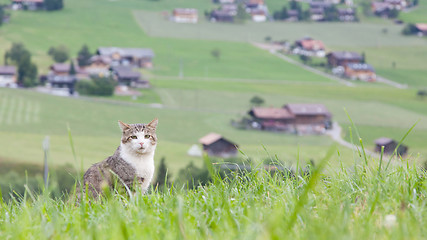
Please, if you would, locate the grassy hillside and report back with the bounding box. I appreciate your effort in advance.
[1,158,426,239]
[399,0,427,23]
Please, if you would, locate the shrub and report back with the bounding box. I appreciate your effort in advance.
[76,76,116,96]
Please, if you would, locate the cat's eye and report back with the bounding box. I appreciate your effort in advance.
[144,135,150,139]
[130,136,137,139]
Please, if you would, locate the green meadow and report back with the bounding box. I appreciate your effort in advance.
[0,0,425,173]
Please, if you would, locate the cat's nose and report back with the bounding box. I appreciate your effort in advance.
[139,142,144,147]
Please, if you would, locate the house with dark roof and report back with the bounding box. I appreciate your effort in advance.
[110,66,150,88]
[283,103,332,134]
[375,137,408,156]
[286,10,299,21]
[293,37,326,57]
[210,9,235,22]
[338,8,356,22]
[344,63,376,82]
[246,103,332,134]
[97,47,155,68]
[0,66,17,88]
[326,51,363,67]
[248,107,295,132]
[199,133,238,158]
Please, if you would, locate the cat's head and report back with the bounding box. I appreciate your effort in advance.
[118,118,158,155]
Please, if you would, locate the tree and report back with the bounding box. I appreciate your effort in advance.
[211,48,221,61]
[402,23,418,35]
[417,89,427,99]
[324,5,339,21]
[388,8,399,19]
[250,96,265,106]
[4,43,38,87]
[235,4,249,24]
[48,45,69,63]
[361,52,366,63]
[154,157,171,189]
[77,44,92,67]
[44,0,64,11]
[0,6,4,27]
[273,6,288,20]
[69,61,76,75]
[75,76,116,96]
[300,55,312,65]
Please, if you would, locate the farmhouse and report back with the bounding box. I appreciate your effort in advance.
[12,0,44,10]
[250,9,267,22]
[293,37,326,57]
[248,107,295,132]
[85,55,111,75]
[172,8,198,23]
[283,103,332,134]
[210,10,235,22]
[310,7,325,21]
[96,47,155,68]
[0,66,17,88]
[110,66,150,88]
[338,8,356,22]
[199,133,238,158]
[344,63,376,82]
[246,103,332,134]
[50,63,71,76]
[326,51,363,67]
[375,137,408,156]
[45,75,77,95]
[286,10,299,21]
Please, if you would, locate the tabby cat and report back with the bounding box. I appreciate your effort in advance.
[79,118,158,199]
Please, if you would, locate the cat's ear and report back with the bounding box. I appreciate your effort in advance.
[118,120,131,132]
[147,118,158,129]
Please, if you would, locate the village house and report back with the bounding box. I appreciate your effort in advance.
[172,8,198,23]
[0,66,17,88]
[283,103,332,134]
[248,107,295,132]
[199,133,238,158]
[344,63,376,82]
[326,51,363,67]
[246,103,332,134]
[84,55,111,76]
[286,10,299,21]
[12,0,44,10]
[415,23,427,36]
[375,137,408,156]
[210,10,235,22]
[372,0,408,17]
[221,4,238,15]
[338,8,356,22]
[96,47,155,68]
[110,66,150,88]
[293,37,326,57]
[250,9,267,22]
[310,7,325,21]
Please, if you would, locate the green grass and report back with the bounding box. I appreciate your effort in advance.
[1,155,426,239]
[399,0,427,23]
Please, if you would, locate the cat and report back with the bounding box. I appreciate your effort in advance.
[78,118,158,200]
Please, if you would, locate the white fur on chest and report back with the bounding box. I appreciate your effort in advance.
[120,144,155,191]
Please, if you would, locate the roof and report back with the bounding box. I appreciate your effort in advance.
[284,103,331,116]
[327,51,363,61]
[0,66,17,75]
[346,63,375,72]
[112,66,141,79]
[50,63,70,73]
[287,10,299,16]
[375,137,394,146]
[97,47,155,59]
[89,55,112,64]
[310,2,332,9]
[415,23,427,32]
[199,133,223,145]
[310,8,325,14]
[338,8,355,15]
[250,107,294,119]
[297,38,325,51]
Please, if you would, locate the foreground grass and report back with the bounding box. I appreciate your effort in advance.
[0,153,426,239]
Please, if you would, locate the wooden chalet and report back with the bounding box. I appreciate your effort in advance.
[97,47,155,68]
[210,10,235,22]
[326,51,363,67]
[344,63,376,82]
[375,137,408,156]
[172,8,198,23]
[85,55,112,75]
[248,107,295,131]
[110,66,150,88]
[283,103,332,134]
[0,66,17,87]
[338,8,356,22]
[199,133,238,158]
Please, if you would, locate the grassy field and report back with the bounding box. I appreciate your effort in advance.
[1,158,427,239]
[399,0,427,23]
